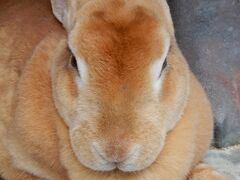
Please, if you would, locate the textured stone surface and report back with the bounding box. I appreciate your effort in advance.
[168,0,240,147]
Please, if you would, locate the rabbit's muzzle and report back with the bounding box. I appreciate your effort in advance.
[91,140,141,171]
[70,121,163,173]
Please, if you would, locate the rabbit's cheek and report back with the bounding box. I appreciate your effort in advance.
[69,125,117,171]
[52,69,78,126]
[118,136,165,172]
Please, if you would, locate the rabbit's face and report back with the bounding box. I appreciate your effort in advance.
[51,0,189,172]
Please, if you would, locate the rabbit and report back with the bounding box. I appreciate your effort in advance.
[0,0,226,179]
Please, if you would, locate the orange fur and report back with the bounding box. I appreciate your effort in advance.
[0,0,225,179]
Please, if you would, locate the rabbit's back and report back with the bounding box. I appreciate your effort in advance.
[0,0,62,123]
[0,0,62,178]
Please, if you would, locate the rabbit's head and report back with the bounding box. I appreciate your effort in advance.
[50,0,189,172]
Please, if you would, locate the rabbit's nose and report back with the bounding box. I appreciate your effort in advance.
[105,141,129,162]
[92,141,132,163]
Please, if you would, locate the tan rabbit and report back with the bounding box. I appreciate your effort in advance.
[0,0,226,179]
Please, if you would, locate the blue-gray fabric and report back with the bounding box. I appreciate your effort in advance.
[168,0,240,148]
[168,1,240,178]
[204,146,240,179]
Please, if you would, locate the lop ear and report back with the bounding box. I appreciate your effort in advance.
[50,0,76,31]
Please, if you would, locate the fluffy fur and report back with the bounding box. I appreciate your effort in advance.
[0,0,225,179]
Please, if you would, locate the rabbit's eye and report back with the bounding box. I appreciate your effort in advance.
[162,58,167,71]
[158,58,167,78]
[71,55,78,71]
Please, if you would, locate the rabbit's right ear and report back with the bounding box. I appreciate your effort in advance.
[50,0,77,31]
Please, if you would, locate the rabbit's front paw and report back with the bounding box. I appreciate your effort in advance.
[188,163,227,180]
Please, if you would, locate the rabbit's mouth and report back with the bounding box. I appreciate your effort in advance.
[70,126,165,172]
[72,141,162,172]
[90,142,146,172]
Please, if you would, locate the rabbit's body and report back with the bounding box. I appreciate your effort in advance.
[0,0,225,179]
[0,0,67,179]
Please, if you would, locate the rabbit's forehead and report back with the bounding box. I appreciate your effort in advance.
[69,7,170,73]
[71,0,170,59]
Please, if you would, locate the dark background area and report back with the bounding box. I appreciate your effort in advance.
[168,0,240,147]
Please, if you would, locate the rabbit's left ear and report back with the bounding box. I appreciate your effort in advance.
[50,0,77,30]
